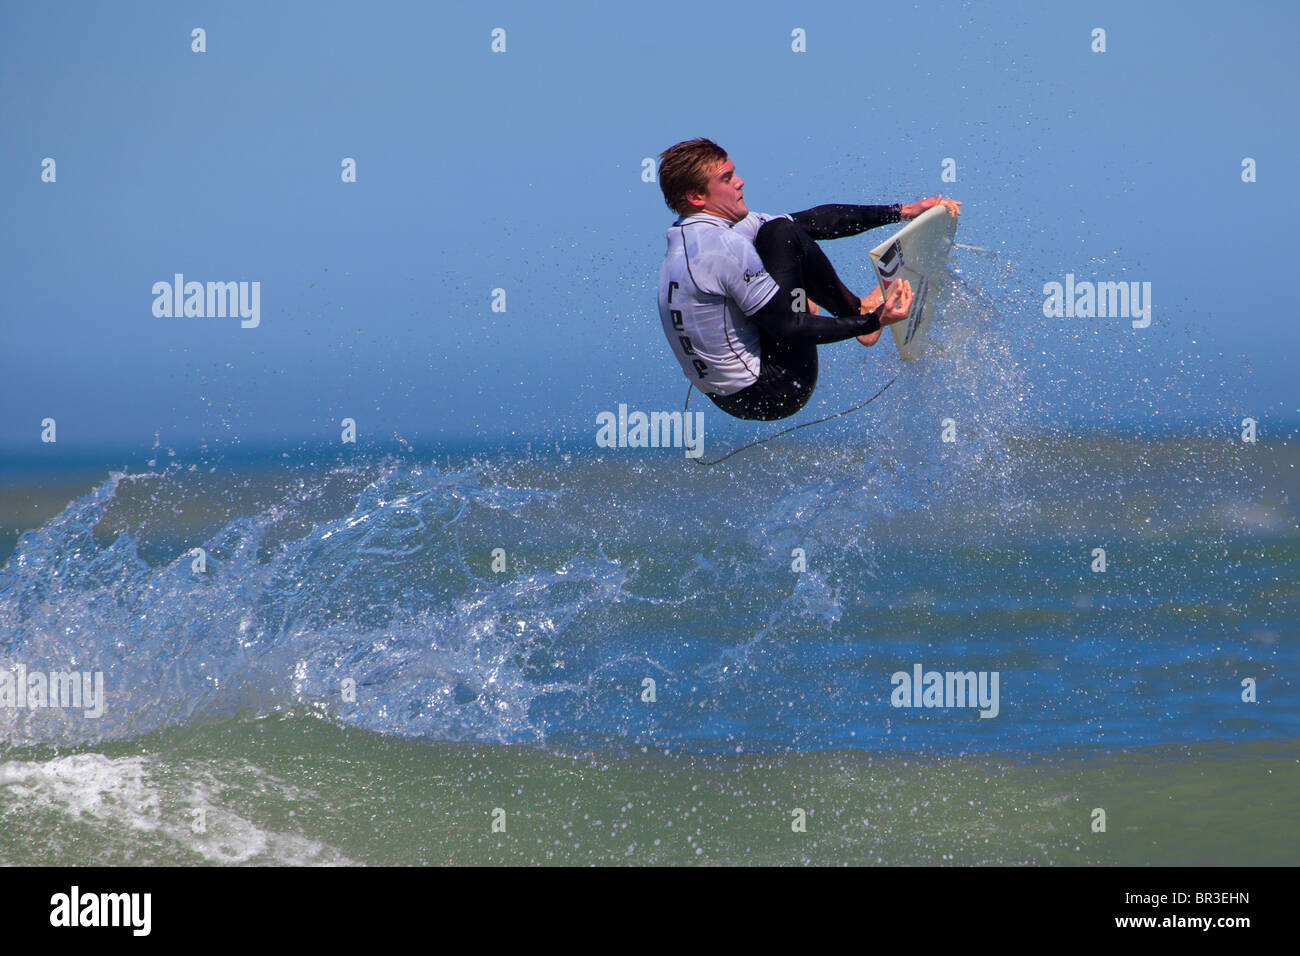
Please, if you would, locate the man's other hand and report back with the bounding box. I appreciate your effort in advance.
[857,281,912,343]
[877,279,913,326]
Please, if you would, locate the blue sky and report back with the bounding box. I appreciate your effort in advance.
[2,0,1296,459]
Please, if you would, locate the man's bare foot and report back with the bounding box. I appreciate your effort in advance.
[856,294,882,345]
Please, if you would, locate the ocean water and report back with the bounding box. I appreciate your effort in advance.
[2,277,1296,865]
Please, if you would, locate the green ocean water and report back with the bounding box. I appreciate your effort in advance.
[2,716,1296,866]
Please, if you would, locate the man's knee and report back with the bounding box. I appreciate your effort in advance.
[753,216,805,258]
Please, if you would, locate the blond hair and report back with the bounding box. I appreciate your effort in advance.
[657,138,727,216]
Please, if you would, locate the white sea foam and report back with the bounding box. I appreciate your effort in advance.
[0,752,354,865]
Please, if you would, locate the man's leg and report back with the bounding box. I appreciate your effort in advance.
[708,218,860,422]
[753,217,860,318]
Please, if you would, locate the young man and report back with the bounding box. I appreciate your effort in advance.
[656,137,960,421]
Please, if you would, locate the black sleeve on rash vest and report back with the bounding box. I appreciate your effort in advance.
[787,204,902,240]
[745,282,882,345]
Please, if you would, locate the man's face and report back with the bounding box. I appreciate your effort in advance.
[687,157,748,222]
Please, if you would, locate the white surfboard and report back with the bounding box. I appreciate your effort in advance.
[868,205,959,361]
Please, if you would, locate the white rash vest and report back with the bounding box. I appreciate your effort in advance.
[656,210,791,396]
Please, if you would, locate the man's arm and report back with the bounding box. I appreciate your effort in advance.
[744,281,883,345]
[713,227,883,345]
[787,204,901,241]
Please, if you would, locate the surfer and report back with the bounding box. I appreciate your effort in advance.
[656,138,960,421]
